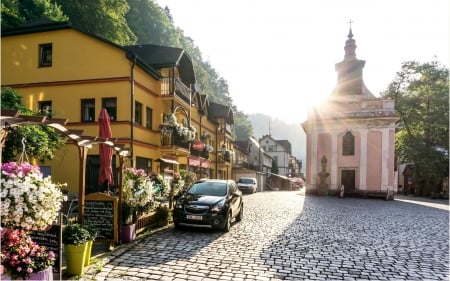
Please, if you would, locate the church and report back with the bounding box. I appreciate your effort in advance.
[301,26,399,197]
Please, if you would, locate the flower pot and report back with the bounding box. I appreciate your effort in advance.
[26,266,53,280]
[84,240,94,266]
[122,224,136,243]
[64,243,87,276]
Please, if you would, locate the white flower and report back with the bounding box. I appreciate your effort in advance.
[1,162,65,231]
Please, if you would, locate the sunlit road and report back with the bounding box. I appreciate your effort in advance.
[83,191,449,280]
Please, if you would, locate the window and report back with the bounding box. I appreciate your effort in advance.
[146,107,153,129]
[342,131,355,155]
[81,99,95,122]
[39,43,52,67]
[102,98,117,121]
[136,157,152,174]
[135,101,142,125]
[39,101,52,118]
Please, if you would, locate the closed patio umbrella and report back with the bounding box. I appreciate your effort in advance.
[98,108,114,191]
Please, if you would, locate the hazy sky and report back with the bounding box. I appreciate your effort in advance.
[155,0,449,124]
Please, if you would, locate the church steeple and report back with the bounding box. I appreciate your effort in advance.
[333,21,374,98]
[344,24,357,60]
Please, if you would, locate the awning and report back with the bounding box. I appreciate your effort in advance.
[157,158,179,165]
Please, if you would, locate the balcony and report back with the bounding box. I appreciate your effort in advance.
[160,123,194,155]
[161,77,191,104]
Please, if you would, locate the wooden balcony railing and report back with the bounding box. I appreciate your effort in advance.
[161,77,191,103]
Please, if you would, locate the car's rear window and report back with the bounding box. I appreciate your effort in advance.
[239,178,254,184]
[188,182,227,196]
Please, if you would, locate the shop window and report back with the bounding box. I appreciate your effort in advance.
[136,157,152,174]
[81,99,95,122]
[39,43,52,67]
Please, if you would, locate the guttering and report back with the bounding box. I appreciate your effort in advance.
[130,53,137,167]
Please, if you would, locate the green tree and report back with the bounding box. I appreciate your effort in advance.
[56,0,136,45]
[1,87,66,162]
[233,109,253,140]
[382,60,449,196]
[1,0,68,30]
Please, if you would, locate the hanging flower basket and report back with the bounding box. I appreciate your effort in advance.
[1,162,65,231]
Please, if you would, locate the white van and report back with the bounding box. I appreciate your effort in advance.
[237,177,257,194]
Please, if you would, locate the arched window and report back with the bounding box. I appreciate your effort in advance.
[342,131,354,155]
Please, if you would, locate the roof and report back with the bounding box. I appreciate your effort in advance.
[232,140,251,153]
[2,21,162,80]
[124,44,195,86]
[208,102,234,124]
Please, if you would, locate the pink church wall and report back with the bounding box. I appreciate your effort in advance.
[367,131,382,191]
[337,131,361,168]
[317,133,331,185]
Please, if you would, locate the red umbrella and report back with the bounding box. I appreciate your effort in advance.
[98,108,113,189]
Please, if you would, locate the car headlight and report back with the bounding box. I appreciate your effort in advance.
[175,201,183,209]
[211,201,225,212]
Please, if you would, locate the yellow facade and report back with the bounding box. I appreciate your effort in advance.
[2,23,233,196]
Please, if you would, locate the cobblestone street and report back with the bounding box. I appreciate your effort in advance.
[82,191,449,280]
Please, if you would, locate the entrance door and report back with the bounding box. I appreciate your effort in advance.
[341,170,355,191]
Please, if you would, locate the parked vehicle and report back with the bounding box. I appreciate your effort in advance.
[173,179,243,232]
[237,177,257,194]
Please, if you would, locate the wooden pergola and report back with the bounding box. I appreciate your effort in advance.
[0,109,129,230]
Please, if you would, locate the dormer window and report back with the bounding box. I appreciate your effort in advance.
[39,43,52,67]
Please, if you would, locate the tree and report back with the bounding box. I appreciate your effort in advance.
[56,0,136,45]
[1,0,68,30]
[1,87,66,162]
[233,109,253,140]
[382,60,449,196]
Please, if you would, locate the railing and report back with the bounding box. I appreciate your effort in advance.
[160,127,190,150]
[161,77,191,102]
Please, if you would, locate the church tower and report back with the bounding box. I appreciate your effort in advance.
[301,25,399,197]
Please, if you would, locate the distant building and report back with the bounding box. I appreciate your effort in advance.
[259,135,292,177]
[302,28,399,197]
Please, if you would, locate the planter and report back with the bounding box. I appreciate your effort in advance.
[122,224,136,243]
[84,240,94,266]
[27,266,53,281]
[2,266,53,281]
[64,243,88,276]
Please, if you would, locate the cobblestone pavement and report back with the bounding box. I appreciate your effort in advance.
[81,191,449,280]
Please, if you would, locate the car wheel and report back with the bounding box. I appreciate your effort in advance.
[222,211,232,232]
[236,204,243,222]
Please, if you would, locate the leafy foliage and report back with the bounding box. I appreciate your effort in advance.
[382,60,449,194]
[56,0,137,45]
[1,87,66,162]
[1,0,68,30]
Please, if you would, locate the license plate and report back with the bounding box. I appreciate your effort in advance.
[187,215,202,220]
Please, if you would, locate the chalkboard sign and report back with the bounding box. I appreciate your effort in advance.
[84,193,118,243]
[30,225,61,273]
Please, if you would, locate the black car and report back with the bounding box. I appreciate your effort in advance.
[173,179,243,231]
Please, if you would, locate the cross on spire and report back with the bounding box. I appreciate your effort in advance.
[347,19,353,29]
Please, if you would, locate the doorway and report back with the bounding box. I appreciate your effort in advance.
[341,169,356,191]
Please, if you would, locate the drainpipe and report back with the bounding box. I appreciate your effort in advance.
[130,54,137,167]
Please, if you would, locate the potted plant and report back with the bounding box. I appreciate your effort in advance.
[155,205,171,227]
[1,228,56,280]
[1,162,65,280]
[62,224,90,276]
[121,168,154,243]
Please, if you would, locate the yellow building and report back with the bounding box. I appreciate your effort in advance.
[1,21,234,196]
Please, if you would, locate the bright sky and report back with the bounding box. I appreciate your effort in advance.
[155,0,449,124]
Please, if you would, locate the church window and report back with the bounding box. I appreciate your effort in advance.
[342,131,354,155]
